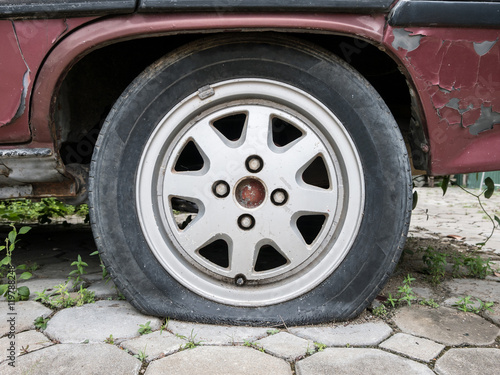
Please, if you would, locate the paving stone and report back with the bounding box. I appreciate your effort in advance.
[412,287,436,299]
[0,301,52,335]
[379,333,444,362]
[256,332,314,361]
[145,346,292,375]
[444,278,500,303]
[289,322,392,346]
[0,343,141,374]
[166,320,269,345]
[295,348,434,375]
[0,330,53,361]
[393,306,499,346]
[82,271,106,283]
[435,348,500,375]
[87,279,118,299]
[44,300,162,343]
[34,261,74,278]
[121,330,185,361]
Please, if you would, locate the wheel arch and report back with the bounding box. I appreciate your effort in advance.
[30,13,423,171]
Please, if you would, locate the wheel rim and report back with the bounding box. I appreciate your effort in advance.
[136,79,364,306]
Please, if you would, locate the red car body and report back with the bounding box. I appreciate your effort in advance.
[0,1,499,200]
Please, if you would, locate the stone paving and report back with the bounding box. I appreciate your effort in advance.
[0,186,499,374]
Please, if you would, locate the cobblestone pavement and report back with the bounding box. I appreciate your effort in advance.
[1,186,499,374]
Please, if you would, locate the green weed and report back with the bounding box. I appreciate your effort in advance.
[104,334,114,345]
[419,299,439,308]
[454,296,494,314]
[422,247,447,284]
[68,254,88,287]
[134,346,148,362]
[0,225,32,301]
[34,316,49,330]
[138,321,152,335]
[372,304,388,317]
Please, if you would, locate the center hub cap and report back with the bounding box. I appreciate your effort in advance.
[235,178,266,208]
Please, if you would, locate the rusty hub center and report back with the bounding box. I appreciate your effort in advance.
[235,178,266,208]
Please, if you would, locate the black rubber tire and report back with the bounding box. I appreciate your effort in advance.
[89,34,412,326]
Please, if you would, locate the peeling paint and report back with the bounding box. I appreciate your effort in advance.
[0,148,52,158]
[391,28,422,52]
[9,21,31,126]
[385,26,500,174]
[469,105,500,135]
[473,40,497,56]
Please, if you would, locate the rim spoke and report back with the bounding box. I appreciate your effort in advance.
[290,187,337,214]
[285,132,328,171]
[176,210,220,254]
[229,236,259,277]
[163,172,211,201]
[269,220,310,264]
[242,108,273,147]
[189,120,232,165]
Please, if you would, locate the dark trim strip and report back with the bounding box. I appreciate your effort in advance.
[0,0,136,19]
[138,0,395,13]
[389,0,500,28]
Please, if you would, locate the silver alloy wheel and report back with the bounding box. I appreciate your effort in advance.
[136,78,364,306]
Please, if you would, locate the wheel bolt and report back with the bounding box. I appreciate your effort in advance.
[271,189,288,206]
[238,214,255,230]
[245,155,264,173]
[213,180,230,198]
[235,274,246,286]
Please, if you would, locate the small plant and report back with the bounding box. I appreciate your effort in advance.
[314,342,327,352]
[160,318,170,334]
[181,329,202,349]
[454,296,494,314]
[75,285,95,306]
[462,256,494,279]
[452,254,494,279]
[51,282,75,308]
[372,304,388,317]
[267,329,280,335]
[90,250,110,282]
[34,289,51,304]
[384,274,417,308]
[35,282,95,309]
[422,247,447,284]
[419,299,439,308]
[0,225,32,301]
[20,345,30,355]
[306,343,315,356]
[134,346,148,362]
[34,316,49,330]
[397,274,417,306]
[116,291,126,300]
[386,293,398,308]
[104,334,114,344]
[68,254,88,287]
[138,321,152,335]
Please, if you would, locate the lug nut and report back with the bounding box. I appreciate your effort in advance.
[238,214,255,230]
[245,155,264,173]
[271,189,288,206]
[235,274,246,286]
[213,180,230,198]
